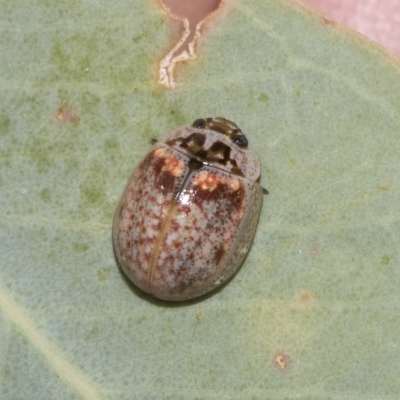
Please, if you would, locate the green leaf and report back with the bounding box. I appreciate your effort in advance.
[2,0,400,398]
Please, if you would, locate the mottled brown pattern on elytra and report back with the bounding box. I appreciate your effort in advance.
[145,149,181,197]
[214,247,225,264]
[149,151,166,176]
[156,170,177,197]
[113,147,187,295]
[149,169,248,299]
[190,181,245,211]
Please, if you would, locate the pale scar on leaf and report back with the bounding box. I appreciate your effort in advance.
[158,0,224,88]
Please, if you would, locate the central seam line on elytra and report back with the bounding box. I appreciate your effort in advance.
[147,164,195,294]
[147,201,178,293]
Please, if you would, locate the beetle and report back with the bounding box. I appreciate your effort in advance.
[113,117,266,301]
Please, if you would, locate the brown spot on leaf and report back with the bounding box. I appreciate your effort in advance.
[290,290,316,311]
[298,290,316,306]
[56,102,79,124]
[308,244,321,257]
[273,351,291,372]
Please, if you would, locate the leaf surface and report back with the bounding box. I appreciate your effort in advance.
[1,0,400,399]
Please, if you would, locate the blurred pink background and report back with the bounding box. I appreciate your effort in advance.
[301,0,400,58]
[162,1,400,59]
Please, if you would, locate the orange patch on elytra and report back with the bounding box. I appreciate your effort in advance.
[193,170,241,192]
[228,178,241,191]
[193,171,219,191]
[154,147,185,177]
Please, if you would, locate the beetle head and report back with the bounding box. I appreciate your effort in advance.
[192,117,248,148]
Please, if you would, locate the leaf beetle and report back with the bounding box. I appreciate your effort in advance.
[113,117,266,301]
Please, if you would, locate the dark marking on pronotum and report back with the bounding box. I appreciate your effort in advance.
[168,133,245,176]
